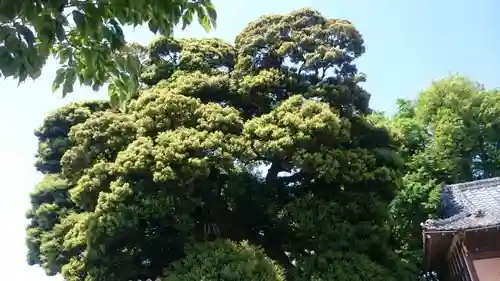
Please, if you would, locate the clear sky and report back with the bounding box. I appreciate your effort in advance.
[1,0,499,279]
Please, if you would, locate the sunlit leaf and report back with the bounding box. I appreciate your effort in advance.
[0,0,218,102]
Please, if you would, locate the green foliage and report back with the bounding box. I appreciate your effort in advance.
[164,240,286,281]
[26,9,412,281]
[379,75,500,278]
[0,0,217,107]
[33,101,109,173]
[414,76,500,181]
[292,251,397,281]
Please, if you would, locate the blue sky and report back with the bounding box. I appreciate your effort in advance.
[1,0,499,279]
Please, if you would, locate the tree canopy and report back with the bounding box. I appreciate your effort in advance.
[26,8,417,281]
[26,5,500,280]
[0,0,216,106]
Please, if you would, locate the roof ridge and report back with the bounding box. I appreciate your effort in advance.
[445,176,500,191]
[423,211,472,229]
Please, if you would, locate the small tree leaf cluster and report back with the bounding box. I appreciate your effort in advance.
[0,0,217,107]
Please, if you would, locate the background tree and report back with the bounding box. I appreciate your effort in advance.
[26,9,414,281]
[414,75,500,181]
[380,75,500,278]
[0,0,217,106]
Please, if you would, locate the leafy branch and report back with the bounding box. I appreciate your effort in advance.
[0,0,217,108]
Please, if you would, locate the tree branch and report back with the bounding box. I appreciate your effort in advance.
[265,161,282,185]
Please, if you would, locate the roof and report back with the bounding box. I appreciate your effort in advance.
[422,177,500,231]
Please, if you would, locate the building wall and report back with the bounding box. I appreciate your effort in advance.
[472,257,500,281]
[466,230,500,253]
[423,228,500,281]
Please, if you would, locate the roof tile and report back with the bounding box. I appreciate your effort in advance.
[422,177,500,231]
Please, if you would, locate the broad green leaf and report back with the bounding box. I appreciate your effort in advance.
[30,68,42,80]
[1,59,18,77]
[72,10,86,29]
[0,46,9,64]
[194,7,211,32]
[118,89,128,110]
[81,48,97,68]
[148,19,159,34]
[125,55,140,75]
[199,15,211,32]
[181,9,194,30]
[0,25,15,41]
[57,47,73,64]
[205,4,217,28]
[52,68,66,92]
[54,23,66,41]
[17,65,28,85]
[5,33,22,50]
[114,56,126,72]
[15,24,35,47]
[108,84,120,108]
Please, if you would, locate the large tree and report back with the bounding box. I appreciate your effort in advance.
[26,9,413,281]
[0,0,216,105]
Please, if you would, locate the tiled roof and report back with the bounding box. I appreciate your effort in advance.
[422,177,500,231]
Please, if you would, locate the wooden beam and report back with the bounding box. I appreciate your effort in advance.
[462,241,479,281]
[447,233,460,260]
